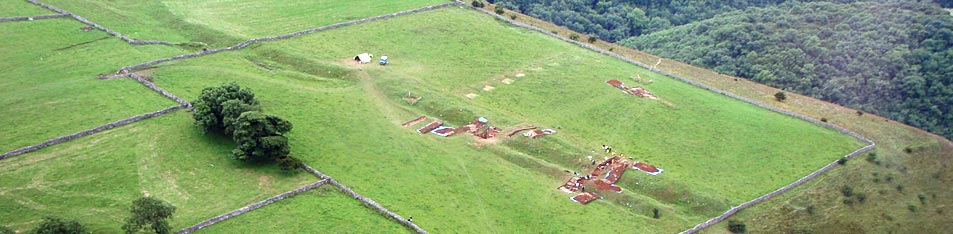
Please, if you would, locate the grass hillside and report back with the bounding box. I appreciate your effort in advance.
[0,18,185,152]
[145,6,858,232]
[480,3,953,233]
[0,112,315,232]
[194,186,410,234]
[0,1,883,233]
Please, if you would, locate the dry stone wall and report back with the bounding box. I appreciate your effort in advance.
[0,13,67,22]
[25,0,175,45]
[128,73,192,108]
[175,179,330,234]
[303,165,429,234]
[458,2,876,233]
[0,105,185,160]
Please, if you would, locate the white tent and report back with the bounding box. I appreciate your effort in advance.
[354,53,372,64]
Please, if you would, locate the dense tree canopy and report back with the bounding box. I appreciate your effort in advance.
[492,0,949,42]
[623,1,953,139]
[193,83,300,169]
[122,196,176,234]
[230,111,293,162]
[192,82,260,134]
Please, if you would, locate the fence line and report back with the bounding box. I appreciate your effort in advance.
[459,3,876,233]
[175,179,330,234]
[128,74,193,108]
[0,105,185,160]
[303,165,429,234]
[117,1,463,73]
[24,0,175,46]
[0,13,67,22]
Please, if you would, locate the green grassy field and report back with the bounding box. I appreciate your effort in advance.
[0,18,186,153]
[39,0,449,46]
[195,186,410,234]
[0,0,49,16]
[0,112,315,232]
[149,49,688,233]
[0,1,874,233]
[257,7,864,203]
[142,6,860,232]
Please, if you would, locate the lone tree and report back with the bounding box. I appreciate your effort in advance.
[774,91,787,101]
[192,82,260,134]
[32,216,85,234]
[231,111,293,162]
[122,196,176,234]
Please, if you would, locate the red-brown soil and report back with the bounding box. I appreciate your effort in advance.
[606,79,624,89]
[417,121,441,134]
[401,115,427,127]
[433,127,456,136]
[571,192,601,204]
[632,162,659,173]
[506,125,537,137]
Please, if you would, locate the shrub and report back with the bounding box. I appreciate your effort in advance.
[774,91,787,101]
[806,205,816,215]
[856,110,864,116]
[866,153,877,163]
[509,14,517,20]
[838,158,847,165]
[821,117,829,122]
[896,184,904,192]
[841,186,853,197]
[842,199,854,205]
[904,147,913,153]
[32,216,85,234]
[908,204,918,212]
[0,226,13,234]
[494,5,505,14]
[728,220,746,233]
[919,193,927,205]
[569,33,580,41]
[857,193,867,203]
[470,1,484,8]
[652,208,660,219]
[588,35,598,43]
[278,156,304,171]
[886,173,894,182]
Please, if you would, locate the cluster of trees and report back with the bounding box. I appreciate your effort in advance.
[492,0,952,42]
[490,0,839,42]
[2,197,175,234]
[623,1,953,139]
[193,82,302,170]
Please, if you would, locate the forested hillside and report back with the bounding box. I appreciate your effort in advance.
[622,1,953,139]
[492,0,953,140]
